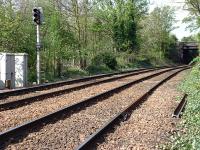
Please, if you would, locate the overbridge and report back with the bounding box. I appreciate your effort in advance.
[179,42,199,64]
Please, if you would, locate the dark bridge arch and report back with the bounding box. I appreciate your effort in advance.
[179,42,199,64]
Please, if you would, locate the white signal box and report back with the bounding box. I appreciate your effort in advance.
[0,53,28,89]
[15,53,28,88]
[0,53,15,89]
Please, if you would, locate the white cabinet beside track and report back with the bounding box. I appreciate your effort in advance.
[0,53,28,89]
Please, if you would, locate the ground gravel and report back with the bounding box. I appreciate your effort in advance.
[3,69,183,150]
[0,70,165,133]
[0,74,127,104]
[97,70,189,150]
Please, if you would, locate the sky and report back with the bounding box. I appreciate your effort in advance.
[149,0,194,40]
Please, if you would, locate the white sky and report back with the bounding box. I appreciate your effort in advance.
[149,0,195,40]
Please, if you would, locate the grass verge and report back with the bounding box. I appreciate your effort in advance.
[166,62,200,149]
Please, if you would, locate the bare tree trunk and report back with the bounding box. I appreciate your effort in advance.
[71,0,83,68]
[82,0,89,68]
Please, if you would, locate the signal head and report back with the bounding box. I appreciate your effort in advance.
[32,8,42,25]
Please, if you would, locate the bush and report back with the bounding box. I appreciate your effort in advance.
[62,67,88,79]
[92,52,118,70]
[28,69,37,84]
[126,57,153,69]
[86,65,112,75]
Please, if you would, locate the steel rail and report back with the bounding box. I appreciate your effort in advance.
[0,66,188,146]
[0,67,169,111]
[76,67,189,150]
[0,68,151,98]
[0,66,180,98]
[173,94,187,118]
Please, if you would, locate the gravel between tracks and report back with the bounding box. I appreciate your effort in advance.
[97,70,189,150]
[0,74,125,104]
[0,70,165,133]
[4,69,182,150]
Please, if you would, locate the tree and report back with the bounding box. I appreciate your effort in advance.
[183,0,200,31]
[92,0,148,52]
[184,0,200,57]
[181,35,198,42]
[185,0,200,16]
[140,6,176,61]
[0,0,178,83]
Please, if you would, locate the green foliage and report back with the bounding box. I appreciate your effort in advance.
[166,34,180,62]
[181,35,198,42]
[190,56,200,65]
[62,67,88,79]
[140,6,177,63]
[169,61,200,149]
[0,0,179,83]
[93,0,148,52]
[86,65,112,75]
[91,52,118,70]
[169,1,200,147]
[112,1,138,51]
[182,0,200,32]
[133,58,153,68]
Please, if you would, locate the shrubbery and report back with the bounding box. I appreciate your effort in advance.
[86,65,112,75]
[62,67,88,79]
[91,52,118,70]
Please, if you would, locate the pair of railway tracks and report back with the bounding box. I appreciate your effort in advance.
[0,66,170,98]
[0,67,165,110]
[0,66,190,149]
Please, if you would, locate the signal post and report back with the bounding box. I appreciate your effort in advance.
[33,8,43,84]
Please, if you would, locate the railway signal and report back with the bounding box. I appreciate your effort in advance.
[33,8,41,25]
[33,8,43,25]
[33,7,43,84]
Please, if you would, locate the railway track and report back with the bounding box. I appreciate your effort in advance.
[0,66,189,149]
[0,68,172,133]
[0,67,179,111]
[0,67,169,110]
[76,68,188,150]
[89,69,189,150]
[0,66,170,99]
[173,94,187,118]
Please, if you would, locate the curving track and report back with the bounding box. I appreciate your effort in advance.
[77,68,188,150]
[0,67,172,132]
[0,67,168,99]
[0,67,173,110]
[0,66,190,150]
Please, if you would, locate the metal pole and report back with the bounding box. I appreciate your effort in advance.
[36,24,40,84]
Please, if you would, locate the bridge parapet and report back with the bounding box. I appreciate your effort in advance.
[178,42,199,64]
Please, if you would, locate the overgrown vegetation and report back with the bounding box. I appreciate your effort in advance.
[1,0,200,148]
[0,0,179,83]
[162,1,200,148]
[167,58,200,149]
